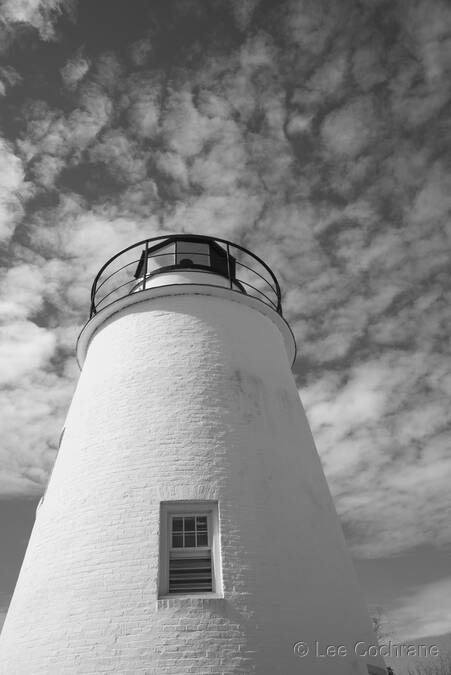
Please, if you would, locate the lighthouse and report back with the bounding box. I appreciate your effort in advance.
[0,234,386,674]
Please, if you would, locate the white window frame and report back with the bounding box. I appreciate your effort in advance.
[158,501,222,598]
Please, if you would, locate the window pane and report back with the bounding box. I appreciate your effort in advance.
[172,518,183,532]
[184,517,195,533]
[210,243,230,277]
[176,241,210,268]
[197,532,208,546]
[184,533,195,547]
[172,533,183,548]
[196,516,207,530]
[147,243,175,273]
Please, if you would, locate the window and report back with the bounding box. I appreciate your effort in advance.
[169,514,212,593]
[175,240,210,268]
[159,501,221,597]
[147,242,175,274]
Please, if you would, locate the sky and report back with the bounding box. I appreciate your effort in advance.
[0,0,451,670]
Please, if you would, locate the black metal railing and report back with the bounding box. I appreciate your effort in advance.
[89,234,283,318]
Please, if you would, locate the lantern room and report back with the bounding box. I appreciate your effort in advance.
[131,235,241,293]
[134,236,236,280]
[77,233,295,367]
[87,234,283,318]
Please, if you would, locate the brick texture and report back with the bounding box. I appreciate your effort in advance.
[0,291,385,674]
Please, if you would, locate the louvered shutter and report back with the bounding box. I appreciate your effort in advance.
[169,549,213,594]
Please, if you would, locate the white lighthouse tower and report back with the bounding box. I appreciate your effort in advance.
[0,234,386,675]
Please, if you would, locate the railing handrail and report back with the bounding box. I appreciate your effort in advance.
[89,234,283,318]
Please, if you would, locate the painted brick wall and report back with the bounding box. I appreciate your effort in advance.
[0,291,385,674]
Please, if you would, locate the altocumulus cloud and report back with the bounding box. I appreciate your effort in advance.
[0,0,75,42]
[0,0,450,597]
[385,576,451,642]
[0,139,29,243]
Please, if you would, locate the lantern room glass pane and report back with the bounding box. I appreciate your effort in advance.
[146,242,175,273]
[176,240,210,268]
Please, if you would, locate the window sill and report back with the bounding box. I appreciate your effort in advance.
[157,594,224,609]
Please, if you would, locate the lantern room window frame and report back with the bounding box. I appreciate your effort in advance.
[134,235,236,282]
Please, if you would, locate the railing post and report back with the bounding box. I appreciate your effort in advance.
[275,280,282,314]
[143,240,148,290]
[90,287,96,318]
[226,242,232,289]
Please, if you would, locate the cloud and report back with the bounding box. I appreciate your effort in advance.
[0,367,75,497]
[154,151,189,189]
[285,113,313,136]
[17,82,113,189]
[88,129,149,184]
[129,38,152,67]
[124,74,161,140]
[0,66,22,96]
[386,576,451,641]
[0,138,29,244]
[0,264,46,320]
[0,0,450,575]
[0,321,56,385]
[60,50,90,89]
[321,96,379,157]
[283,0,340,55]
[352,43,387,92]
[162,89,225,158]
[304,50,348,104]
[409,161,451,227]
[303,350,451,558]
[404,0,451,85]
[1,0,75,41]
[230,0,261,32]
